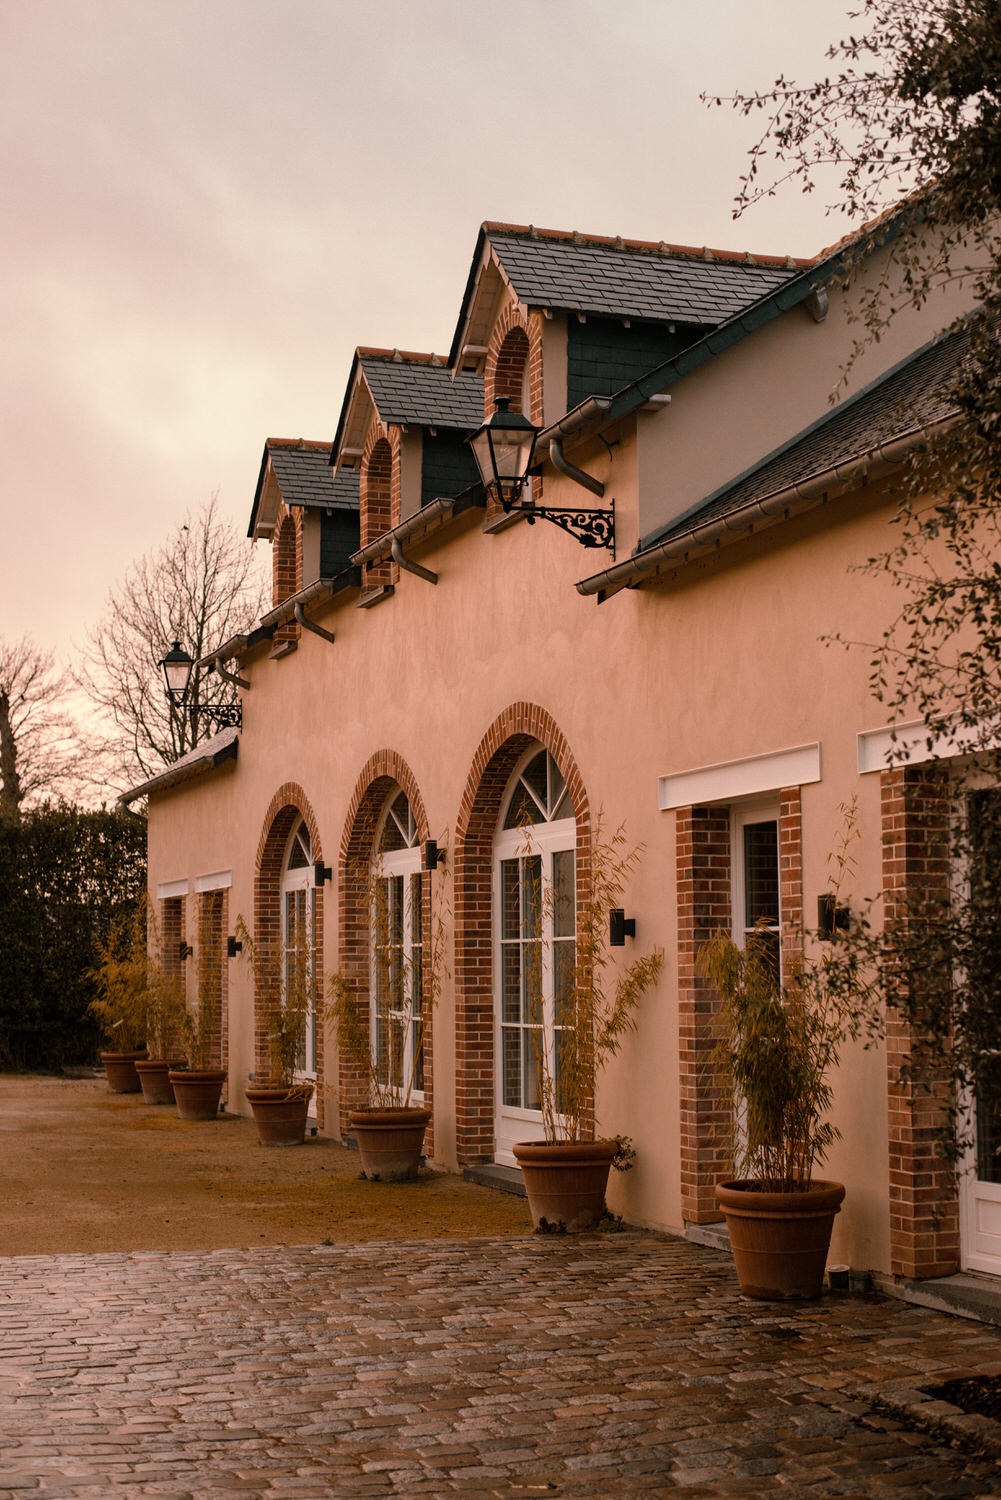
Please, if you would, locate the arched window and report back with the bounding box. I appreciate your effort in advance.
[493,747,575,1163]
[281,818,317,1081]
[373,789,424,1098]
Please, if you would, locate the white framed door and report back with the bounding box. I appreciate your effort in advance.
[372,790,425,1101]
[281,820,317,1095]
[493,747,576,1166]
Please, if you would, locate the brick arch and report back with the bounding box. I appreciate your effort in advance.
[337,751,432,1135]
[360,426,400,589]
[453,704,591,1162]
[253,783,325,1112]
[272,506,302,648]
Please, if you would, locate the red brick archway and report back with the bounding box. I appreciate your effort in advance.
[254,783,325,1120]
[337,751,432,1140]
[453,704,590,1162]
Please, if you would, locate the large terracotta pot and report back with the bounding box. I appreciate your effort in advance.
[513,1139,618,1233]
[246,1084,314,1147]
[100,1050,145,1094]
[169,1069,227,1121]
[715,1179,846,1300]
[348,1107,431,1181]
[135,1059,177,1105]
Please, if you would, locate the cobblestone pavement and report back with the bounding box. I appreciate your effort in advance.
[3,1232,1001,1499]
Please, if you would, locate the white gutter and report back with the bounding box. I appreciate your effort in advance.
[576,413,960,600]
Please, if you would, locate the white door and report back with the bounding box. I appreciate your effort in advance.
[957,787,1001,1274]
[493,748,575,1165]
[372,790,424,1101]
[281,820,317,1098]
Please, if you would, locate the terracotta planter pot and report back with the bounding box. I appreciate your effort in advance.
[168,1069,227,1121]
[100,1051,145,1094]
[715,1179,846,1301]
[135,1059,177,1105]
[348,1107,431,1181]
[246,1084,314,1147]
[513,1139,618,1233]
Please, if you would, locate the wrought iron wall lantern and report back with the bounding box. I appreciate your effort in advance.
[159,641,242,730]
[468,397,615,551]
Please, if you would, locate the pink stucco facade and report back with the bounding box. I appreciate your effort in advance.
[142,217,990,1284]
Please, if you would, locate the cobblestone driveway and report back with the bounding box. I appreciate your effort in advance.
[2,1232,1001,1498]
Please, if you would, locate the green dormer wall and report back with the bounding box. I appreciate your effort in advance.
[421,430,480,507]
[320,509,361,578]
[566,317,704,408]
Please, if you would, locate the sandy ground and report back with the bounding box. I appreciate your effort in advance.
[0,1074,531,1255]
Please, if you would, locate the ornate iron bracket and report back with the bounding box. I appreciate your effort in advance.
[193,702,242,730]
[509,498,615,553]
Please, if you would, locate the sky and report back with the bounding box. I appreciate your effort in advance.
[2,0,859,675]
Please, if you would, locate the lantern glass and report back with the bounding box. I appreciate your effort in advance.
[469,398,539,507]
[160,641,194,703]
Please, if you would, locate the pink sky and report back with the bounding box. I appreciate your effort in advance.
[2,0,858,671]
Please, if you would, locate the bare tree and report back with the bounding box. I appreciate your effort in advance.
[0,638,84,816]
[79,495,268,791]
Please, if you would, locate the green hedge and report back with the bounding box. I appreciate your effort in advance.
[0,806,147,1071]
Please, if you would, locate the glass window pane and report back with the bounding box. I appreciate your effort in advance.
[552,849,575,938]
[522,856,542,940]
[501,948,521,1023]
[522,1029,541,1110]
[743,820,779,929]
[522,750,549,810]
[502,1028,521,1107]
[501,859,521,939]
[554,939,576,1028]
[522,942,542,1026]
[503,781,542,829]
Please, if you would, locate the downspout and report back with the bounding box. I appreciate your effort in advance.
[391,536,438,585]
[293,603,336,644]
[548,436,605,498]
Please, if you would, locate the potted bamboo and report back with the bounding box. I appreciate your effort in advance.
[169,940,227,1121]
[135,907,187,1105]
[88,904,149,1093]
[698,808,874,1298]
[237,916,315,1147]
[328,970,431,1181]
[326,858,445,1180]
[513,820,663,1233]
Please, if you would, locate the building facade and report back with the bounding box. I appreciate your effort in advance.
[131,215,996,1285]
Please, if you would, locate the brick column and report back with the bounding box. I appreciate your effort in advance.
[676,805,732,1223]
[882,764,959,1279]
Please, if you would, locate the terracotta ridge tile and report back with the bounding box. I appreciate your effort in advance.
[481,219,816,269]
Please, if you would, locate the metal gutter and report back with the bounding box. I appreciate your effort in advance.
[350,489,486,568]
[576,414,960,600]
[257,567,362,633]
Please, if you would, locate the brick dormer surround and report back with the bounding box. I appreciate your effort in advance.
[271,502,302,650]
[484,304,546,514]
[360,422,401,590]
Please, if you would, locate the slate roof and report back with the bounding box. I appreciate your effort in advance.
[646,326,967,549]
[119,728,239,806]
[267,440,359,511]
[487,226,806,326]
[357,353,483,429]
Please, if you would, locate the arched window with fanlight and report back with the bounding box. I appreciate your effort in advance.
[281,818,317,1083]
[372,789,424,1099]
[492,746,576,1164]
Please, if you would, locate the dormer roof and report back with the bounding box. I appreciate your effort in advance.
[450,221,812,367]
[248,438,359,539]
[331,349,483,467]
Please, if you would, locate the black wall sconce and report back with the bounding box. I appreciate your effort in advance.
[609,909,636,947]
[226,935,242,959]
[314,860,332,887]
[423,839,446,871]
[178,941,193,961]
[817,893,850,939]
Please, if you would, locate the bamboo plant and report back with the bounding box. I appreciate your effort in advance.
[235,914,314,1095]
[529,816,664,1149]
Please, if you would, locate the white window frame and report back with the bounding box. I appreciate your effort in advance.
[280,821,317,1087]
[371,792,424,1103]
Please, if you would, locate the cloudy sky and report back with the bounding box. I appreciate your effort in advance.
[3,0,857,672]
